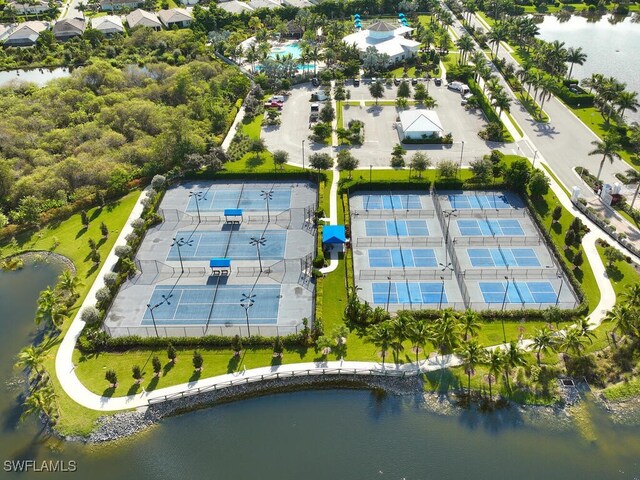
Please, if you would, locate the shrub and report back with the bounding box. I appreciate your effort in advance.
[95,286,111,305]
[103,271,118,287]
[151,174,166,190]
[273,336,284,356]
[192,351,204,370]
[504,159,531,193]
[478,121,505,142]
[438,160,459,179]
[130,218,146,231]
[528,170,550,197]
[100,222,108,238]
[167,343,177,362]
[114,245,132,258]
[132,365,143,383]
[125,232,139,245]
[232,334,243,355]
[105,369,117,386]
[313,253,325,268]
[552,205,562,224]
[80,210,89,227]
[91,250,101,265]
[81,306,101,324]
[152,356,162,376]
[564,229,576,248]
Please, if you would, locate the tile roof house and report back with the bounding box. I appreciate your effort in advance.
[125,9,162,30]
[3,21,48,47]
[53,17,86,41]
[100,0,142,11]
[90,15,124,35]
[343,21,420,65]
[215,0,255,14]
[157,8,193,28]
[248,0,282,10]
[8,0,50,15]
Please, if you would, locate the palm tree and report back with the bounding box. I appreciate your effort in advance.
[623,283,640,308]
[57,270,81,298]
[576,317,596,344]
[538,76,556,111]
[588,134,622,184]
[605,303,640,341]
[559,326,587,357]
[245,43,260,73]
[15,345,46,378]
[531,326,555,365]
[486,348,504,402]
[493,92,511,117]
[21,386,56,423]
[455,34,475,65]
[35,287,65,330]
[565,47,587,80]
[487,25,507,59]
[459,309,481,341]
[368,321,394,366]
[406,317,432,364]
[615,91,640,121]
[432,309,460,355]
[624,169,640,211]
[503,341,527,394]
[390,312,412,363]
[457,339,486,398]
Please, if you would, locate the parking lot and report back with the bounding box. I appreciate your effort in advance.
[103,180,317,337]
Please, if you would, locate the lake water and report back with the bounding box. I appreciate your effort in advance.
[3,262,640,479]
[537,15,640,123]
[0,68,70,88]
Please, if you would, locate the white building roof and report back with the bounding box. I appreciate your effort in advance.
[126,9,162,29]
[216,0,255,13]
[91,15,124,33]
[282,0,312,7]
[399,109,444,135]
[343,24,420,59]
[157,8,192,25]
[5,21,48,43]
[248,0,281,9]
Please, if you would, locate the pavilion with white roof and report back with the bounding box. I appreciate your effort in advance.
[343,20,420,65]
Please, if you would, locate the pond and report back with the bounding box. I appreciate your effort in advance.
[0,67,71,88]
[536,15,640,123]
[3,261,640,479]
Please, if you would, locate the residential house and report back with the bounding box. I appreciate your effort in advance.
[157,8,193,29]
[125,9,162,30]
[8,0,50,15]
[100,0,141,11]
[52,17,86,41]
[282,0,313,8]
[90,15,124,35]
[343,20,420,65]
[3,20,48,47]
[215,0,255,14]
[248,0,281,10]
[178,0,198,6]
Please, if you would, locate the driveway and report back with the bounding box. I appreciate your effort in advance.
[262,82,332,167]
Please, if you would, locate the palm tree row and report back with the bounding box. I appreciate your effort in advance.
[34,269,81,331]
[581,73,640,124]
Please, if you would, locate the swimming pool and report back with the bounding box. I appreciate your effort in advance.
[270,42,302,59]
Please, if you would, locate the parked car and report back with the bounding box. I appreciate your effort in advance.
[460,93,474,105]
[393,77,401,86]
[434,78,442,86]
[311,91,329,102]
[448,81,470,94]
[264,100,283,109]
[270,95,285,103]
[310,103,320,121]
[311,78,319,86]
[353,78,360,86]
[411,78,418,86]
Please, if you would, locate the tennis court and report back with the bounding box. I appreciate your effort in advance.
[467,248,540,267]
[365,220,430,237]
[363,194,422,210]
[368,249,438,268]
[142,285,280,325]
[186,188,292,212]
[457,219,524,236]
[167,230,287,261]
[479,281,557,304]
[448,193,511,209]
[372,282,447,305]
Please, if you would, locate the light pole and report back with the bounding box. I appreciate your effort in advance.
[146,303,160,338]
[459,140,465,172]
[532,150,538,169]
[369,164,372,184]
[189,190,206,224]
[249,236,267,272]
[240,292,256,337]
[555,272,564,306]
[438,276,445,310]
[301,139,305,170]
[443,208,458,244]
[386,276,392,312]
[501,275,509,342]
[260,189,274,223]
[171,237,193,274]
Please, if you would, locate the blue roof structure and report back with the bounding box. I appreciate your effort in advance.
[224,208,243,216]
[322,225,346,244]
[210,258,231,268]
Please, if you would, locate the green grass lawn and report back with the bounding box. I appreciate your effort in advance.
[540,163,571,198]
[596,244,640,299]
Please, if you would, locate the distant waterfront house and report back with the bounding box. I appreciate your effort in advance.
[215,0,255,14]
[343,20,420,65]
[100,0,142,11]
[282,0,313,7]
[8,0,50,15]
[157,8,193,29]
[397,109,444,141]
[53,17,86,41]
[247,0,281,10]
[90,15,124,35]
[3,21,48,47]
[178,0,198,6]
[125,9,162,30]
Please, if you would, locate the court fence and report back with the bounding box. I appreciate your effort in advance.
[454,208,527,218]
[351,209,435,219]
[462,267,562,279]
[355,237,443,248]
[104,323,302,338]
[358,269,453,281]
[146,365,420,406]
[158,209,221,227]
[452,236,541,246]
[381,300,578,312]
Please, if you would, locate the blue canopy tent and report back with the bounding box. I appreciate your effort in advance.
[224,208,243,224]
[322,225,346,251]
[210,258,231,275]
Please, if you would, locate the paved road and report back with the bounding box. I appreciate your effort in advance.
[459,11,631,201]
[58,0,84,20]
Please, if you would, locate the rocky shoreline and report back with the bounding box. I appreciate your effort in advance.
[9,250,76,274]
[68,374,423,443]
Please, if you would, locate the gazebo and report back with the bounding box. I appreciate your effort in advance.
[322,225,346,252]
[224,208,243,224]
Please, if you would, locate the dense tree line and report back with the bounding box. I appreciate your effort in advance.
[0,30,250,225]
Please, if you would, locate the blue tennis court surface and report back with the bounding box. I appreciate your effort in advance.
[468,248,540,267]
[186,189,292,212]
[142,285,280,325]
[457,219,524,236]
[365,220,429,237]
[369,249,437,268]
[448,193,511,209]
[168,230,286,261]
[479,281,557,304]
[372,282,447,304]
[363,194,422,210]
